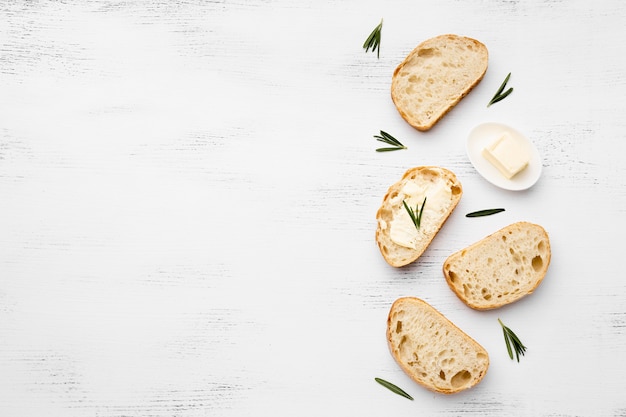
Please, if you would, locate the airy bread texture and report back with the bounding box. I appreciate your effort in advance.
[387,297,489,394]
[376,166,462,267]
[391,34,488,131]
[443,222,551,310]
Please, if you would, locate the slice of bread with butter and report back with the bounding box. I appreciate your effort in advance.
[376,166,462,267]
[391,34,488,131]
[387,297,490,394]
[443,221,551,310]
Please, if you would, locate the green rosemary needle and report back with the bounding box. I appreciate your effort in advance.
[363,18,383,58]
[374,130,407,152]
[466,208,505,217]
[374,377,414,400]
[403,197,427,230]
[498,318,527,362]
[487,72,514,107]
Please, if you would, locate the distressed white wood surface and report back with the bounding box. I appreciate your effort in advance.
[1,0,625,415]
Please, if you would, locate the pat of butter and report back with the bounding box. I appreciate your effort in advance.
[482,131,530,179]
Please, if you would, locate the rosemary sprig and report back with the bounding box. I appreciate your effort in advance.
[466,208,505,217]
[374,130,407,152]
[374,377,413,400]
[363,19,383,58]
[498,318,527,362]
[403,197,427,230]
[487,72,514,107]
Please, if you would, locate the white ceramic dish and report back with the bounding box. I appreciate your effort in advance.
[466,122,542,191]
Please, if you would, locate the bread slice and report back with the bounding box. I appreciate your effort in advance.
[443,222,551,310]
[376,166,462,267]
[387,297,489,394]
[391,34,488,131]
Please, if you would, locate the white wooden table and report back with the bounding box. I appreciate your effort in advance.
[1,1,625,415]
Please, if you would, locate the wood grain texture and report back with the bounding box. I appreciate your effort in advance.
[1,0,626,416]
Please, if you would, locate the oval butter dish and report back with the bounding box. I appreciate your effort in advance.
[466,122,542,191]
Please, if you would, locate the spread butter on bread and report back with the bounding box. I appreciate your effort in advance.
[376,166,462,267]
[391,34,488,131]
[387,297,489,394]
[443,221,551,310]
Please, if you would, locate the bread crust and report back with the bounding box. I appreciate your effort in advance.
[386,297,489,394]
[443,221,551,310]
[375,166,462,267]
[391,34,488,131]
